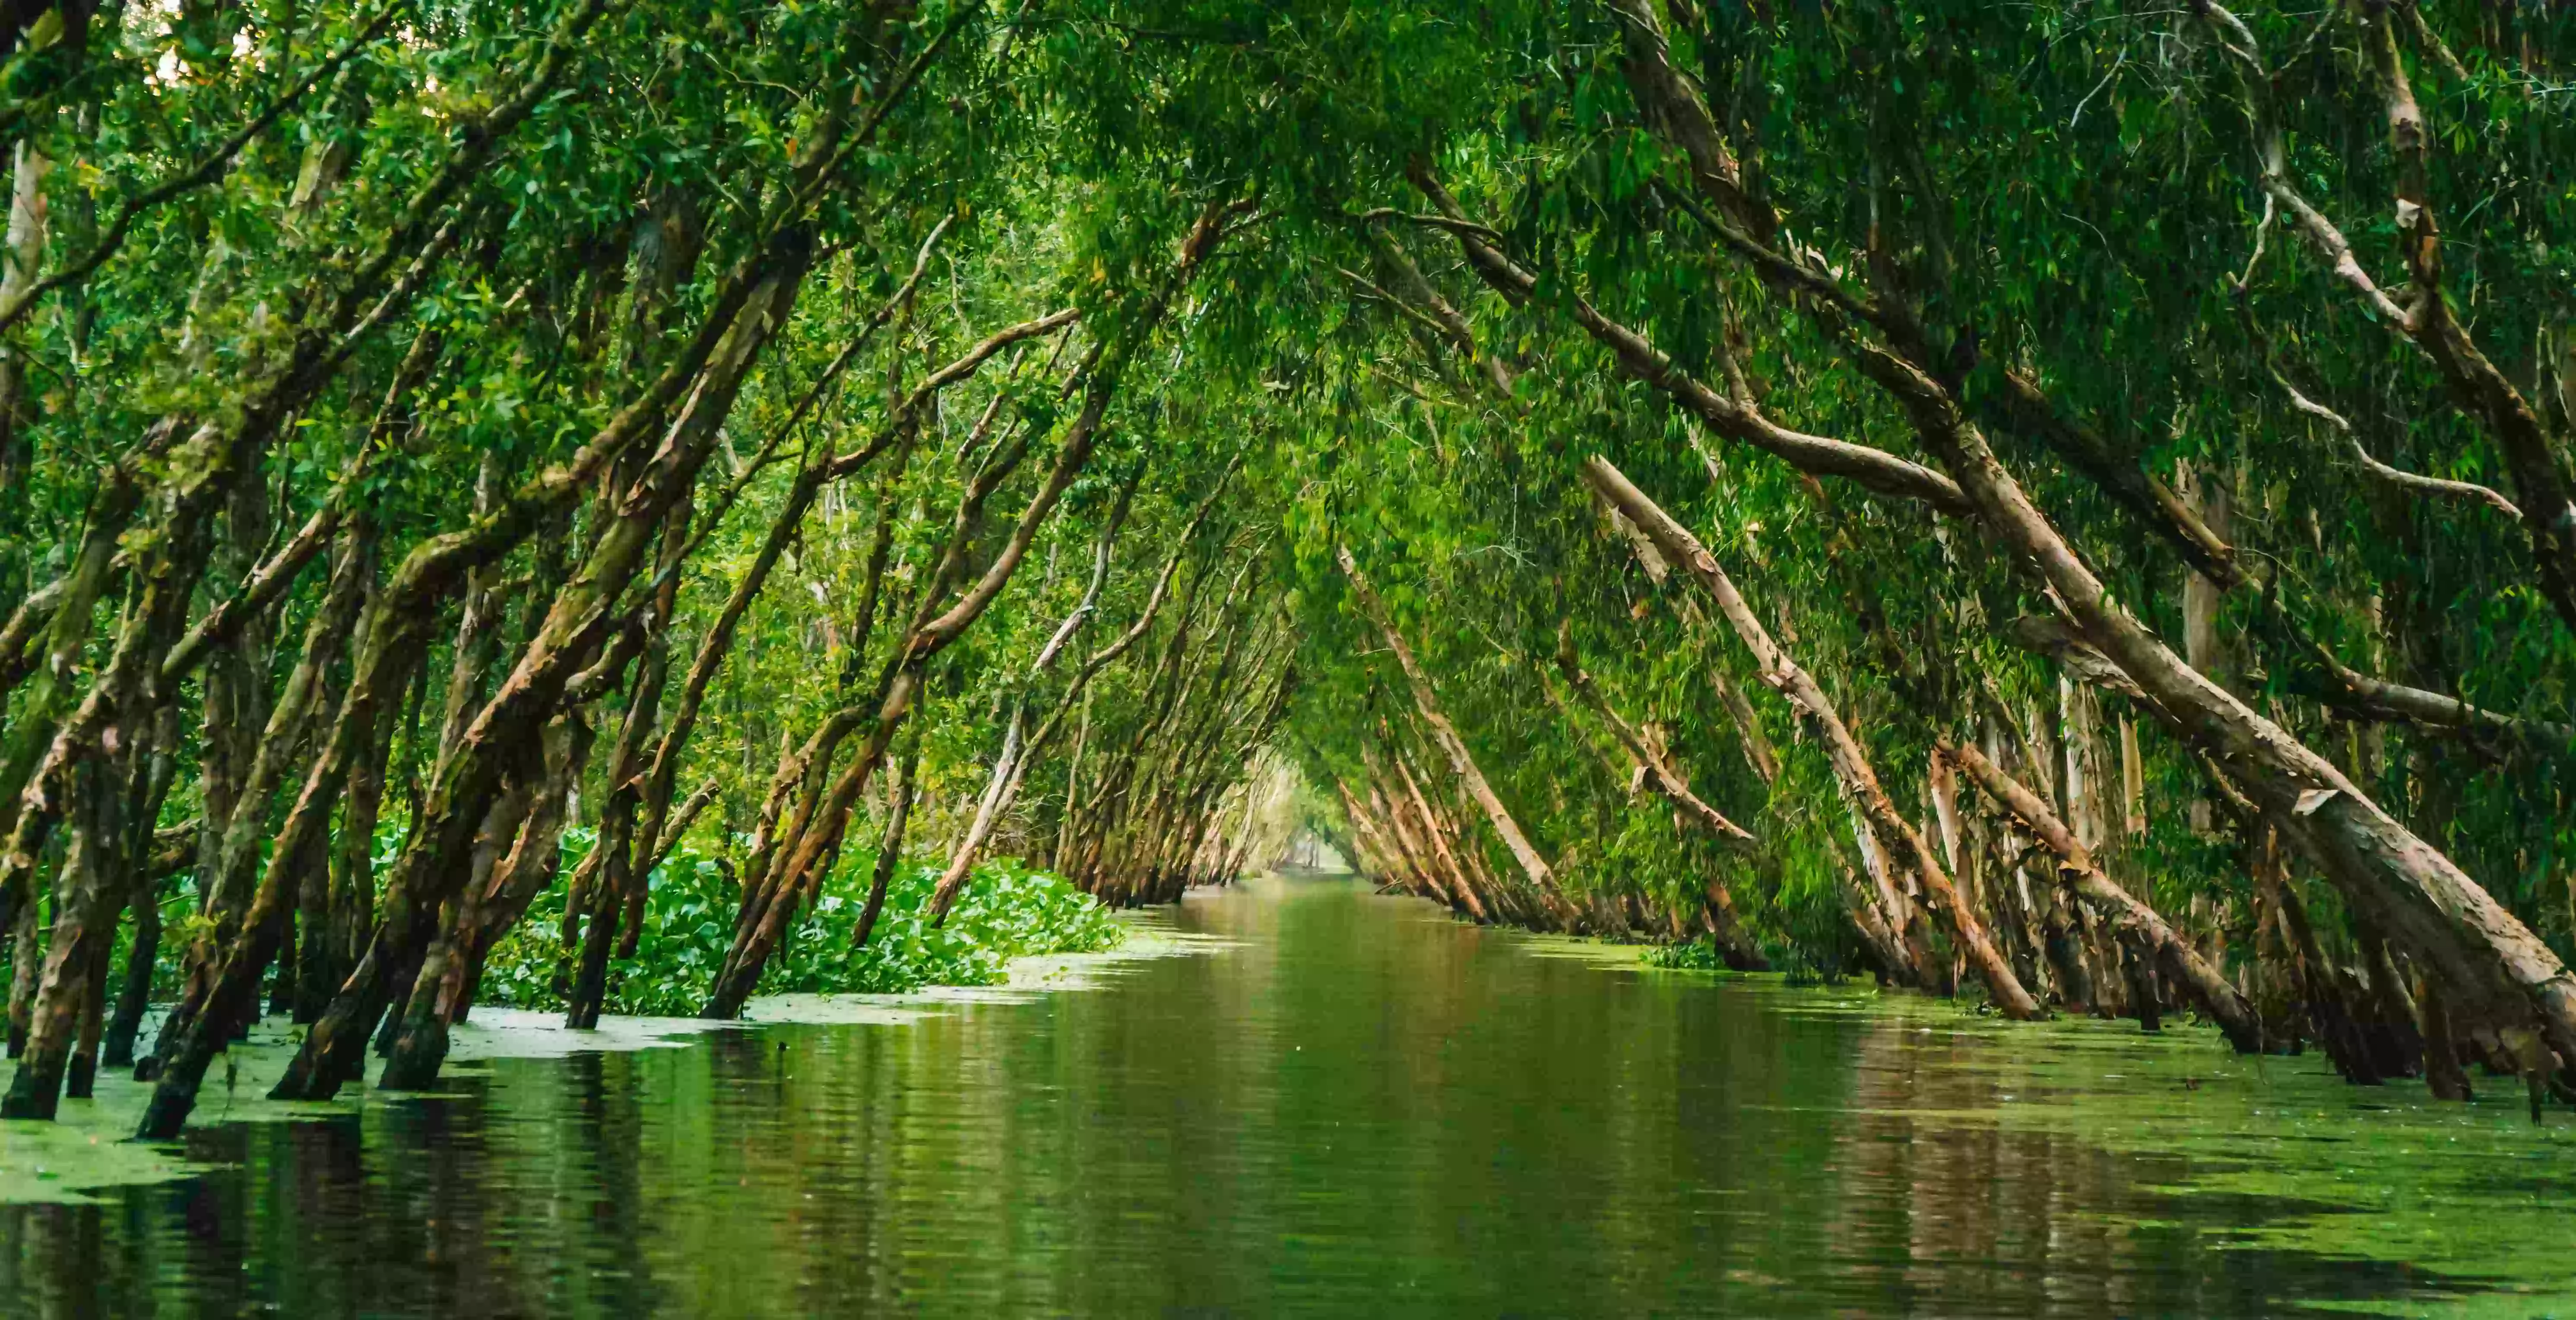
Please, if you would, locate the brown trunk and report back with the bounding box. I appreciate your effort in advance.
[63,923,111,1100]
[564,494,691,1028]
[1332,782,1404,889]
[6,460,214,1118]
[2205,1,2576,636]
[850,735,922,951]
[380,773,539,1089]
[1940,737,2261,1051]
[277,244,817,1101]
[0,459,151,936]
[1387,749,1488,917]
[144,517,374,1074]
[103,866,160,1068]
[2417,971,2475,1101]
[2354,919,2427,1081]
[704,316,1152,1010]
[1366,776,1458,912]
[2042,891,2098,1016]
[2275,873,2383,1085]
[1553,622,1756,847]
[32,0,615,1125]
[436,451,512,760]
[446,713,592,1023]
[3,739,130,1117]
[929,469,1222,922]
[1582,461,2041,1018]
[1338,546,1578,926]
[1595,0,2576,1071]
[6,895,34,1057]
[0,142,49,489]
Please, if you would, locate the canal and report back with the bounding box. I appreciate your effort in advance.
[3,874,2570,1316]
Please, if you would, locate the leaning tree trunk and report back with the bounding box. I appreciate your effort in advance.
[333,259,812,1101]
[1551,622,1766,966]
[703,200,1235,1016]
[1939,736,2262,1051]
[1337,546,1580,928]
[138,239,786,1138]
[1911,366,2576,1079]
[562,495,691,1031]
[1603,0,2576,1079]
[706,373,1108,1015]
[849,734,923,952]
[1581,460,2042,1019]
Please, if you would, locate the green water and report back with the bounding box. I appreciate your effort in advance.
[2,875,2571,1317]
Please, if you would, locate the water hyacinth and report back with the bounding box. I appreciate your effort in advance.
[477,836,1124,1019]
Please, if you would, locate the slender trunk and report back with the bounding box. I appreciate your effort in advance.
[705,666,917,1017]
[3,0,617,1012]
[62,915,112,1101]
[0,141,49,491]
[1613,1,2576,1073]
[1053,692,1092,869]
[5,466,215,1117]
[2275,869,2383,1085]
[445,712,593,1024]
[1581,462,2040,1018]
[104,869,161,1069]
[1388,748,1486,916]
[436,450,510,760]
[1365,774,1455,911]
[1338,546,1578,927]
[930,706,1024,920]
[0,461,148,934]
[6,895,35,1057]
[850,734,922,950]
[2354,917,2427,1082]
[379,776,537,1089]
[706,203,1234,1013]
[135,578,427,1134]
[2418,971,2475,1101]
[1942,737,2261,1051]
[102,713,181,1069]
[193,518,373,1026]
[142,517,374,1078]
[2,734,129,1117]
[308,262,810,1099]
[938,468,1143,906]
[2042,890,2098,1016]
[63,715,158,1098]
[1553,622,1756,847]
[565,495,691,1028]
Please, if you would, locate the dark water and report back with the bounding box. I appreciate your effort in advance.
[0,876,2543,1317]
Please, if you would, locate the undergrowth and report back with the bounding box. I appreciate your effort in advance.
[1642,935,1849,986]
[476,835,1124,1017]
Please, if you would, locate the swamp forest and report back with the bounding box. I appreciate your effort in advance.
[0,0,2572,1311]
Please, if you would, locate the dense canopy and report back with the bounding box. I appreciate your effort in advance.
[0,0,2571,1137]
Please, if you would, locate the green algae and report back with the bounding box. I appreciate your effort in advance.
[18,895,2565,1314]
[1635,960,2576,1317]
[0,912,1221,1206]
[0,1016,351,1204]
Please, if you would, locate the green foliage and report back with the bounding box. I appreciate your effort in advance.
[475,838,1123,1018]
[3,0,2570,1062]
[1640,936,1726,971]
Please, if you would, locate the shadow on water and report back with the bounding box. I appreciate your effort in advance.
[0,873,2563,1317]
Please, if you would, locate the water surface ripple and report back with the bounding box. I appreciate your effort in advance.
[3,874,2567,1317]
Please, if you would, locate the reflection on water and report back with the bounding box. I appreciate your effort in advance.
[0,876,2557,1317]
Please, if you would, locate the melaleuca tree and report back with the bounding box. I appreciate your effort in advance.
[2,0,2572,1136]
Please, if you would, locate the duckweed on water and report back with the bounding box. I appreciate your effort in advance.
[0,847,1124,1204]
[0,894,1154,1207]
[1633,954,2576,1317]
